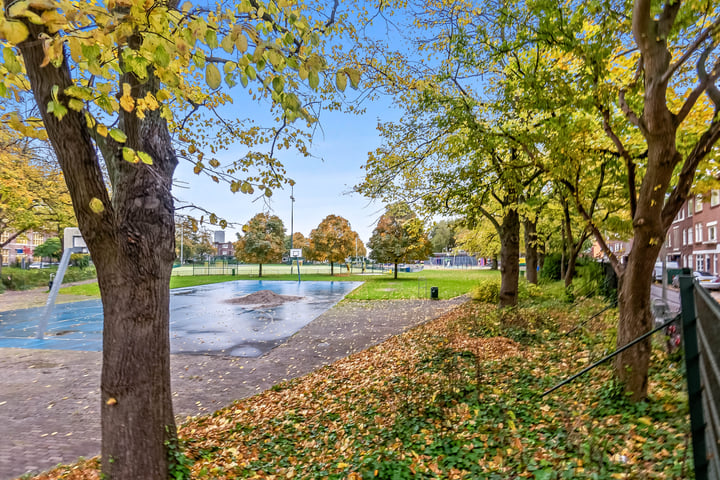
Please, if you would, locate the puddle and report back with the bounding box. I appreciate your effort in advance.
[0,280,362,357]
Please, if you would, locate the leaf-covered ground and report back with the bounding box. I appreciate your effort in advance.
[32,297,692,479]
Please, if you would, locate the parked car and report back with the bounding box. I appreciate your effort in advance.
[671,270,720,290]
[653,261,679,282]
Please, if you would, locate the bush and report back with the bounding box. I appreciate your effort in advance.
[540,253,563,281]
[472,278,544,304]
[0,265,96,291]
[471,279,500,303]
[70,253,91,269]
[573,260,605,299]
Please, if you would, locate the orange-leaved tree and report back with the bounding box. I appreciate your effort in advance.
[307,214,358,275]
[235,212,285,277]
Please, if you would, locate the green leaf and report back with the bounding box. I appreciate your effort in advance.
[3,47,22,74]
[308,70,319,90]
[272,76,284,93]
[122,147,137,163]
[46,100,68,121]
[206,63,221,89]
[154,44,170,68]
[246,65,257,80]
[137,151,153,165]
[205,29,218,49]
[109,128,127,143]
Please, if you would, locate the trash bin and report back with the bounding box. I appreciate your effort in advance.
[430,286,439,300]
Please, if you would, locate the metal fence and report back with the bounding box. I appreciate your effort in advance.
[679,274,720,480]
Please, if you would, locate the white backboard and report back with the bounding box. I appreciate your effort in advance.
[290,248,302,258]
[64,227,87,249]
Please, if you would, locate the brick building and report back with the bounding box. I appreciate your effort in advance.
[666,190,720,273]
[1,231,54,266]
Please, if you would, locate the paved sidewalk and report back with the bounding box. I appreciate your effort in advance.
[0,297,466,480]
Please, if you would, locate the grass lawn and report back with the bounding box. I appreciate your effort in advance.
[33,287,691,480]
[59,268,499,301]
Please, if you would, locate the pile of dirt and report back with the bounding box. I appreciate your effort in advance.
[224,290,303,308]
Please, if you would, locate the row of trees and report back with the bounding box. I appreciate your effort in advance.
[346,0,720,403]
[2,0,716,476]
[233,206,432,278]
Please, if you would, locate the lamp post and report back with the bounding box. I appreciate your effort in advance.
[290,184,295,274]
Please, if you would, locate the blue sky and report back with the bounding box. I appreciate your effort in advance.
[173,100,396,247]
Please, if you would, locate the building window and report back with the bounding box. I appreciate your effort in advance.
[696,195,704,212]
[696,223,704,243]
[698,256,705,271]
[16,235,27,245]
[712,190,720,207]
[0,232,9,243]
[689,199,694,216]
[688,227,694,244]
[683,229,687,245]
[1,248,8,261]
[709,223,718,242]
[33,235,43,246]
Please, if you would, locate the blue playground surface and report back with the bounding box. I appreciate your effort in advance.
[0,280,362,357]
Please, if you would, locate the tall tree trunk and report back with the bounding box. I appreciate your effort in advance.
[499,208,520,307]
[330,261,334,276]
[524,218,538,284]
[615,233,662,401]
[17,15,177,478]
[259,263,263,277]
[394,260,398,279]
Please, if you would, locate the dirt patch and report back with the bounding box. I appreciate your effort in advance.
[224,289,303,308]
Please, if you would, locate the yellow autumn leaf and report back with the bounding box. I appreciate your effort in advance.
[3,20,30,44]
[206,63,221,89]
[119,83,134,112]
[89,197,105,213]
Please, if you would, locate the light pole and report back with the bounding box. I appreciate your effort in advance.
[290,184,295,274]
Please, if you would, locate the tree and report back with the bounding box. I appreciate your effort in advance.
[0,133,74,274]
[235,213,285,277]
[367,204,431,279]
[285,231,308,251]
[0,0,342,476]
[530,0,720,400]
[307,214,358,275]
[34,237,61,261]
[429,219,457,253]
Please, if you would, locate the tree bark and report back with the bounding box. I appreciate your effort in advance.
[499,208,520,307]
[16,14,178,478]
[524,218,538,284]
[259,263,263,277]
[394,260,399,279]
[330,261,334,276]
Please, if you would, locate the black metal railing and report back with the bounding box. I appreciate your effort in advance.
[679,275,720,480]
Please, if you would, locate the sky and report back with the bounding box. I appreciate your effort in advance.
[172,99,397,247]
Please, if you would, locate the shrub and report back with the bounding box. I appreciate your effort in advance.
[573,260,605,299]
[540,253,563,281]
[472,279,543,304]
[70,253,91,269]
[471,279,500,303]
